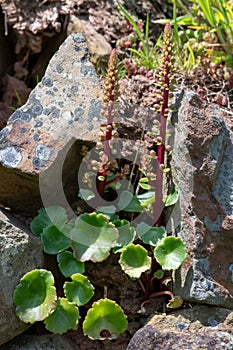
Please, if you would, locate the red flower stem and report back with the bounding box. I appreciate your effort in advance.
[96,171,107,198]
[105,175,121,186]
[154,99,168,226]
[96,49,117,198]
[154,30,171,226]
[104,102,114,158]
[138,254,156,299]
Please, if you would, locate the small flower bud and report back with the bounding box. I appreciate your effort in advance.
[149,150,156,156]
[160,164,165,170]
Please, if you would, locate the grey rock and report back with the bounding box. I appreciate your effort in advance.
[127,305,233,349]
[1,334,75,350]
[0,32,155,219]
[0,210,44,346]
[168,91,233,308]
[68,16,112,65]
[0,34,104,216]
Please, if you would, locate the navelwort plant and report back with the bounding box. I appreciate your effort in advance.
[13,24,186,340]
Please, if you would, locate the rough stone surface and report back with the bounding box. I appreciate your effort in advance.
[1,334,75,350]
[170,91,233,308]
[0,34,104,216]
[68,16,112,64]
[0,209,44,346]
[0,0,70,79]
[127,305,233,349]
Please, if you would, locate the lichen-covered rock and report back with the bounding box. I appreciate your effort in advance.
[0,33,104,216]
[127,305,233,349]
[68,16,112,65]
[1,334,75,350]
[0,209,44,346]
[170,91,233,308]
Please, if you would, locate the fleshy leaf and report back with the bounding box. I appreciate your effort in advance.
[13,269,57,323]
[139,183,152,190]
[137,191,155,207]
[96,205,116,214]
[118,191,142,212]
[154,269,164,279]
[112,219,136,252]
[78,189,95,201]
[64,273,94,306]
[41,225,70,254]
[119,244,151,278]
[154,236,187,270]
[45,297,79,334]
[165,187,179,207]
[30,206,68,237]
[57,251,85,277]
[138,224,167,246]
[136,222,152,237]
[83,299,128,340]
[139,177,149,183]
[70,213,118,262]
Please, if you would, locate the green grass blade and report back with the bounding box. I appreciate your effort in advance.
[218,0,233,38]
[115,0,146,52]
[129,48,144,58]
[198,0,216,27]
[172,1,183,66]
[145,13,150,56]
[173,0,180,46]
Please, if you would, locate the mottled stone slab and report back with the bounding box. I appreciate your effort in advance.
[68,16,112,64]
[0,34,103,215]
[170,91,233,308]
[0,209,44,346]
[127,305,233,349]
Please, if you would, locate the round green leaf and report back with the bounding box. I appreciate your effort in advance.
[71,213,118,262]
[138,224,167,246]
[13,269,57,323]
[64,273,94,306]
[83,299,128,340]
[45,297,79,334]
[165,187,179,207]
[30,206,68,237]
[112,219,136,252]
[136,191,155,208]
[30,209,52,237]
[96,205,116,214]
[41,225,70,254]
[57,251,85,277]
[78,189,95,201]
[154,236,187,270]
[119,244,151,279]
[118,191,142,212]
